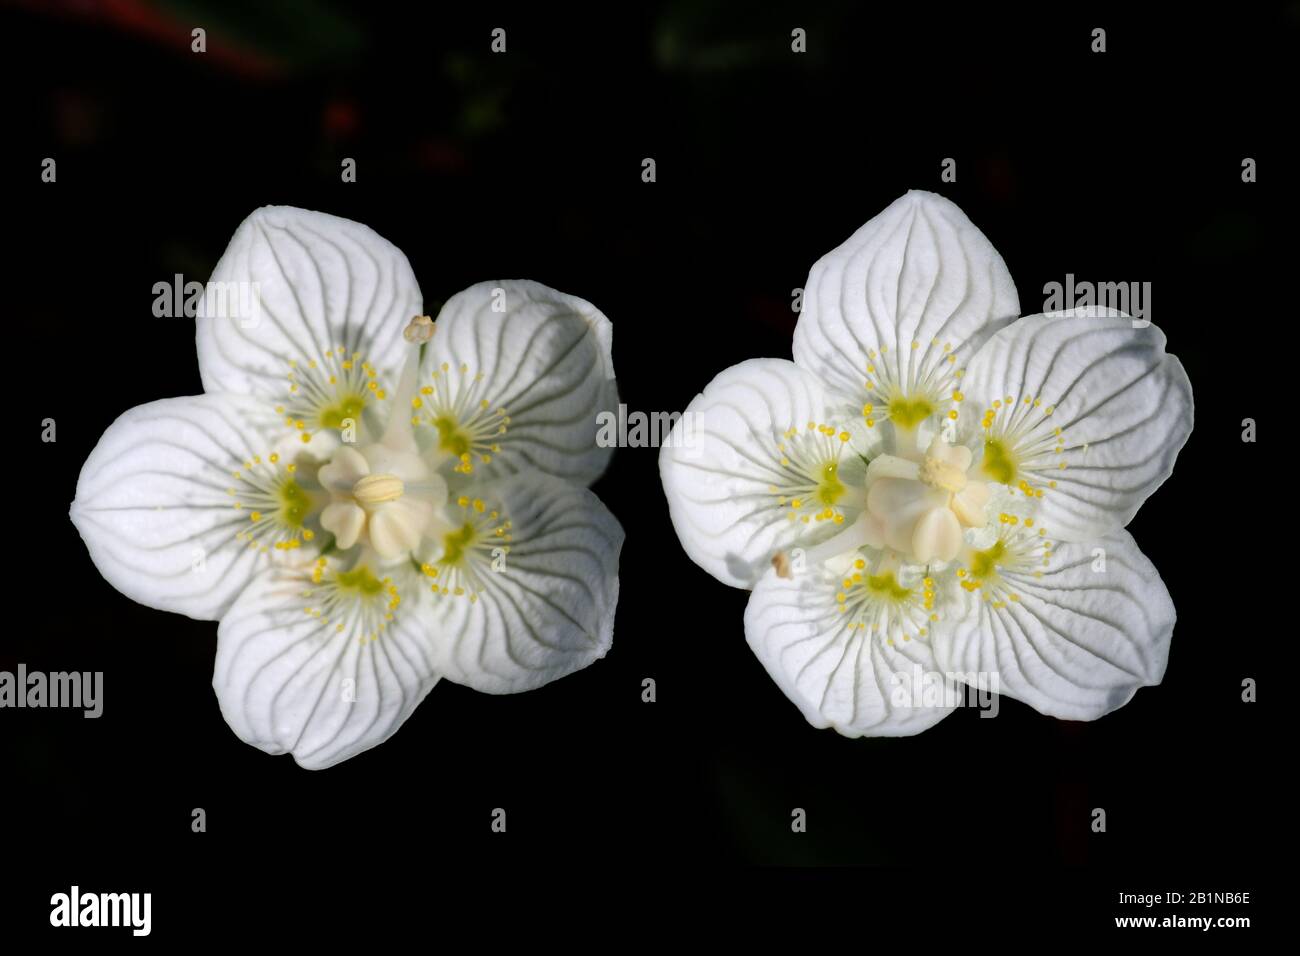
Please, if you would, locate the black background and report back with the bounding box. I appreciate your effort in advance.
[5,0,1286,938]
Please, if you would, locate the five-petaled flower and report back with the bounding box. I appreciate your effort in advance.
[71,207,624,768]
[661,191,1192,734]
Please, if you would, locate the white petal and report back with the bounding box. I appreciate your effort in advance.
[196,206,422,401]
[931,531,1174,721]
[793,190,1019,405]
[912,506,962,563]
[425,473,623,693]
[744,568,957,736]
[420,280,617,486]
[659,358,865,589]
[318,446,369,491]
[320,502,364,550]
[928,436,972,471]
[368,498,431,558]
[951,481,990,527]
[961,309,1193,540]
[71,394,296,620]
[214,564,438,769]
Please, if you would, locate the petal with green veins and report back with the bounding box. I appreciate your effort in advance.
[794,190,1020,422]
[744,563,957,736]
[419,472,623,694]
[213,559,438,770]
[70,394,305,621]
[196,206,421,405]
[932,530,1174,721]
[960,308,1193,541]
[417,280,617,486]
[659,358,867,590]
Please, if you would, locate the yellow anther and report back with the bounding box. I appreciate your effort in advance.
[403,314,435,343]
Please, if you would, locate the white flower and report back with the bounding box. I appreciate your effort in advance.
[71,207,623,768]
[661,191,1192,734]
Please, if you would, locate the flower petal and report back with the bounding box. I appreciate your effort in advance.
[320,502,364,550]
[793,190,1019,413]
[367,498,432,558]
[961,308,1193,540]
[425,473,623,693]
[71,394,300,620]
[932,531,1174,721]
[213,563,438,770]
[419,280,617,486]
[744,567,957,736]
[318,446,369,490]
[196,206,422,402]
[659,358,867,590]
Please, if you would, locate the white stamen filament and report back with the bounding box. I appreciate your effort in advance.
[382,315,434,449]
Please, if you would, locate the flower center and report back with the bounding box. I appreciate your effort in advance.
[917,454,967,493]
[273,315,526,596]
[862,436,990,564]
[314,315,451,561]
